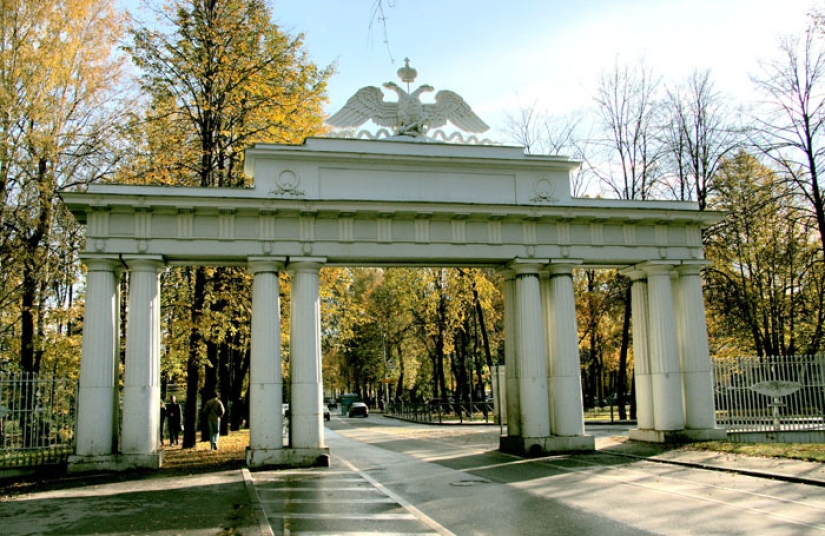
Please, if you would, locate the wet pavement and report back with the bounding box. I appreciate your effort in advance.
[1,419,824,535]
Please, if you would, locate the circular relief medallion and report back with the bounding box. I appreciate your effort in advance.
[532,177,557,203]
[277,170,300,191]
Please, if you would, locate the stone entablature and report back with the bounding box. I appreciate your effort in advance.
[61,137,718,267]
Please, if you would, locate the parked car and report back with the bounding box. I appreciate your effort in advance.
[348,401,369,418]
[323,406,331,421]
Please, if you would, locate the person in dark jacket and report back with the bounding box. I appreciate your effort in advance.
[202,392,225,450]
[166,396,182,446]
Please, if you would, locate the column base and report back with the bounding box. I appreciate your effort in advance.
[67,451,165,474]
[246,447,330,469]
[629,427,728,443]
[500,434,596,457]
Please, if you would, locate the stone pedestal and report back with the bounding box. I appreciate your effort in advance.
[500,434,595,457]
[246,447,330,469]
[67,452,167,475]
[629,428,727,443]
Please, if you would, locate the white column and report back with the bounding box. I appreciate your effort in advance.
[500,269,521,436]
[627,271,655,430]
[248,258,285,452]
[121,257,164,457]
[74,256,120,457]
[289,259,325,449]
[545,263,586,437]
[675,264,718,429]
[513,262,551,438]
[540,271,554,432]
[644,263,685,431]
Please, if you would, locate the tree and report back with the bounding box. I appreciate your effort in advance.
[576,270,628,412]
[705,151,825,356]
[663,70,739,210]
[125,0,330,187]
[125,0,330,447]
[750,32,825,257]
[593,59,664,201]
[0,0,125,374]
[505,105,596,196]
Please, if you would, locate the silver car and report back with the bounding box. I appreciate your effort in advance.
[347,402,369,418]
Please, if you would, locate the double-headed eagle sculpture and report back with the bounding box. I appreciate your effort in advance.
[327,59,489,139]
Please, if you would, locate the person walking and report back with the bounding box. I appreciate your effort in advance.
[159,399,167,446]
[166,396,182,446]
[202,391,225,450]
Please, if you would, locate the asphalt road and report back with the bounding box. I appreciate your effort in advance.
[251,415,825,535]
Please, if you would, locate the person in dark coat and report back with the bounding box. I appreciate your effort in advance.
[202,391,225,450]
[166,396,182,445]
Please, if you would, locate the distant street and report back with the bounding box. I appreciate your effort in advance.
[251,414,825,535]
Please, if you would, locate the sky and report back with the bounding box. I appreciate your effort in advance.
[266,0,816,142]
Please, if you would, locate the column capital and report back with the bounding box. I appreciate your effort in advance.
[546,260,583,277]
[639,261,678,276]
[288,257,327,274]
[496,266,516,280]
[80,254,121,272]
[676,261,710,276]
[620,264,646,281]
[122,255,165,273]
[248,257,286,275]
[508,258,550,276]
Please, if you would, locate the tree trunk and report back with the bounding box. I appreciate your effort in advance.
[616,285,631,420]
[202,341,219,441]
[183,267,206,449]
[20,265,38,374]
[474,288,495,371]
[218,342,231,435]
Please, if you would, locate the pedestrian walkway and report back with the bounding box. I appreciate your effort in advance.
[248,465,443,535]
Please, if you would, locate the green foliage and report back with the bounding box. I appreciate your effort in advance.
[323,268,502,404]
[122,0,331,187]
[705,151,825,357]
[575,270,629,406]
[0,0,125,374]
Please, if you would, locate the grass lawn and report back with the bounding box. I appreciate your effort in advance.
[683,441,825,463]
[161,430,251,474]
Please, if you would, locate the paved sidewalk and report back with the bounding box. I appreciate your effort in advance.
[0,469,264,536]
[601,438,825,487]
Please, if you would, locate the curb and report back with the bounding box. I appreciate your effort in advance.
[604,451,825,488]
[242,468,274,536]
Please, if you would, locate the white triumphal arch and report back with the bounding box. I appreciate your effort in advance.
[61,70,726,472]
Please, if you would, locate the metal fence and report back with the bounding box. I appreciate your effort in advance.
[0,373,77,468]
[712,354,825,437]
[385,401,495,424]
